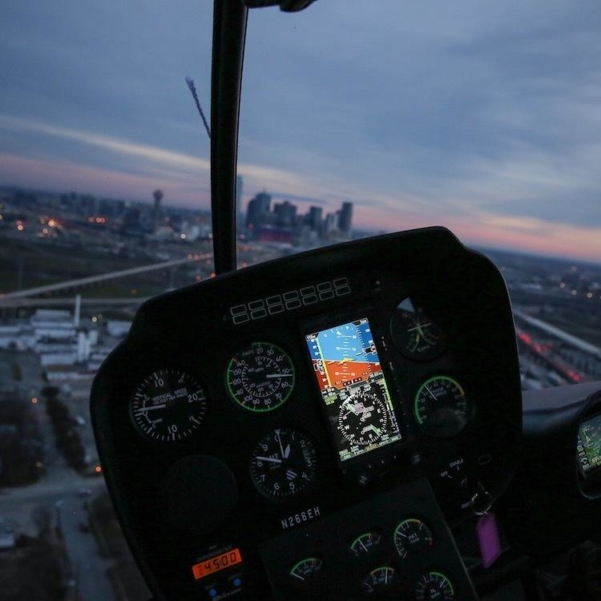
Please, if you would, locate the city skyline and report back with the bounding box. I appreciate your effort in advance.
[1,2,601,263]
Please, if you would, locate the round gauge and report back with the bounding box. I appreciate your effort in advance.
[414,376,469,438]
[226,342,295,412]
[289,557,323,585]
[350,531,382,558]
[250,428,317,498]
[361,566,398,595]
[130,368,208,443]
[338,389,388,446]
[393,518,434,559]
[391,298,445,360]
[415,571,455,600]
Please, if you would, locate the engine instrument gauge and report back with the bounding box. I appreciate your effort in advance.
[129,368,208,443]
[226,342,295,412]
[361,566,399,595]
[393,518,434,559]
[350,531,382,557]
[288,556,323,585]
[250,428,317,498]
[391,298,445,360]
[414,376,469,438]
[414,571,455,600]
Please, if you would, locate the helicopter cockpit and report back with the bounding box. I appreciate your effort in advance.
[90,2,601,600]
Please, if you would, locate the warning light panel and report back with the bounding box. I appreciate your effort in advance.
[192,548,243,580]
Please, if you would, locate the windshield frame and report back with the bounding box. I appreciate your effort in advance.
[209,1,248,275]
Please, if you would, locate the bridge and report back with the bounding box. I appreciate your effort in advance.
[0,254,210,305]
[0,297,149,309]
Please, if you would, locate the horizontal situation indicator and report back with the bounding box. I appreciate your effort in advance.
[191,548,243,580]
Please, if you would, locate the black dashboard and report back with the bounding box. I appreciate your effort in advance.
[91,227,522,600]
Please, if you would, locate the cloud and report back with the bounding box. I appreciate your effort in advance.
[2,1,601,263]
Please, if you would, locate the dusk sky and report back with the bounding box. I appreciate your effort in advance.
[1,1,601,262]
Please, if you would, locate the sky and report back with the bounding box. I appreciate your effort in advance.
[1,0,601,262]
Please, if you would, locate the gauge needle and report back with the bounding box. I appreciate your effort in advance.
[424,386,437,401]
[135,404,167,412]
[276,430,286,458]
[266,373,293,378]
[255,456,283,464]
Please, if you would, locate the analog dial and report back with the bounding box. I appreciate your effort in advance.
[289,557,323,585]
[226,342,295,412]
[361,566,399,595]
[415,571,455,600]
[350,531,382,558]
[393,518,434,559]
[391,298,445,360]
[414,376,469,438]
[250,428,317,498]
[129,368,208,443]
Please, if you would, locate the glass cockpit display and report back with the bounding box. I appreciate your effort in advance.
[578,413,601,473]
[305,317,402,462]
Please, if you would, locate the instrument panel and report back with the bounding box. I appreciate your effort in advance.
[91,227,522,600]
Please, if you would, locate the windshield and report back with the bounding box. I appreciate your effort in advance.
[1,1,600,599]
[238,0,601,385]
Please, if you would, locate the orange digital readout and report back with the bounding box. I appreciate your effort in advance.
[192,548,243,580]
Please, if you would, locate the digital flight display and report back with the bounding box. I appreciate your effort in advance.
[305,317,402,463]
[578,414,601,474]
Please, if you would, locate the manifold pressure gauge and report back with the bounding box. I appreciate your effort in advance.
[129,368,208,443]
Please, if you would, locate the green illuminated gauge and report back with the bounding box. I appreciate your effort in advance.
[361,566,399,595]
[391,298,445,360]
[414,376,469,438]
[129,368,208,443]
[226,342,295,412]
[250,428,317,498]
[393,518,434,559]
[288,556,323,585]
[350,531,382,558]
[415,571,455,600]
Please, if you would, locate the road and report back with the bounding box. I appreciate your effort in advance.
[0,465,115,601]
[0,350,119,601]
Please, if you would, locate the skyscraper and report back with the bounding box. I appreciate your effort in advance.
[339,201,353,235]
[152,189,163,235]
[246,192,271,230]
[307,206,323,233]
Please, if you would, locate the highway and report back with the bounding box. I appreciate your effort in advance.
[0,297,148,308]
[0,253,210,301]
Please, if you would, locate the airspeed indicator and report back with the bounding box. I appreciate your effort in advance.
[129,368,208,443]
